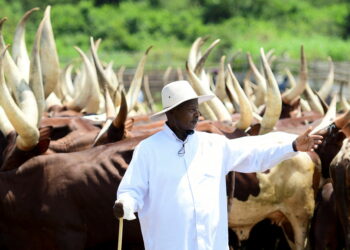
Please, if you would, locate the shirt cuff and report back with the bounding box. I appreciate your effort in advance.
[117,194,138,213]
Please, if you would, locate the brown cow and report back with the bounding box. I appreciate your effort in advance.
[0,89,130,171]
[309,180,344,250]
[0,136,147,250]
[329,136,350,250]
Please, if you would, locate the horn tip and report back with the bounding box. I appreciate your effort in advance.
[146,46,153,54]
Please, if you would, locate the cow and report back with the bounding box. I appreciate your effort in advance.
[0,135,149,250]
[227,111,350,250]
[309,180,344,250]
[329,135,350,250]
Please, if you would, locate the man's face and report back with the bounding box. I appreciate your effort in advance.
[167,99,199,131]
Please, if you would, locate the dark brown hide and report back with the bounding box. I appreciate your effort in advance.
[280,99,301,119]
[49,130,99,153]
[0,136,148,250]
[315,123,346,179]
[231,173,260,202]
[330,139,350,250]
[0,127,52,171]
[310,181,344,250]
[0,131,7,165]
[40,117,99,141]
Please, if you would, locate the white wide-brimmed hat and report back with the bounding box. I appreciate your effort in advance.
[151,80,214,119]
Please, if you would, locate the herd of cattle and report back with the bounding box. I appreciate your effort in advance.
[0,5,350,250]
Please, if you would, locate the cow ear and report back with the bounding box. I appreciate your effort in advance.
[125,118,134,131]
[246,124,260,136]
[37,139,51,154]
[36,126,53,154]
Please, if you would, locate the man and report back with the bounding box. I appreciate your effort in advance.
[113,80,323,250]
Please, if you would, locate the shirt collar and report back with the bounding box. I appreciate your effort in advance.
[163,123,195,143]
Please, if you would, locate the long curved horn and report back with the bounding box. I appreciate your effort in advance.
[60,64,74,103]
[90,37,118,118]
[0,107,14,136]
[284,68,296,88]
[90,37,115,95]
[177,67,184,80]
[247,53,266,107]
[67,46,100,113]
[225,69,239,112]
[113,90,127,128]
[40,6,60,98]
[93,90,128,146]
[304,84,324,115]
[340,81,350,111]
[199,102,218,121]
[13,7,39,82]
[29,9,45,126]
[300,98,311,112]
[282,46,307,104]
[0,18,38,127]
[117,65,126,88]
[77,46,100,113]
[0,47,39,150]
[188,37,206,71]
[194,39,220,75]
[227,64,253,130]
[163,66,172,84]
[259,48,282,135]
[317,57,334,100]
[214,55,226,100]
[105,61,119,89]
[73,66,85,96]
[310,95,337,134]
[186,62,232,121]
[243,70,258,111]
[143,75,155,112]
[126,46,152,112]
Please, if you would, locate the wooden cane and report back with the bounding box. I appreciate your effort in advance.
[118,218,123,250]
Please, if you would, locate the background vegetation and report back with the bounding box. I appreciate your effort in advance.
[1,0,350,69]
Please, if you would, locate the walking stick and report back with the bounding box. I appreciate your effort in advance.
[118,218,123,250]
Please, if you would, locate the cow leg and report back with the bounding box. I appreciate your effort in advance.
[284,216,309,250]
[309,182,340,250]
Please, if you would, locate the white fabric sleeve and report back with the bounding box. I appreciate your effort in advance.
[117,143,149,213]
[224,131,298,174]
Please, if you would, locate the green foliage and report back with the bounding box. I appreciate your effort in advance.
[0,0,350,68]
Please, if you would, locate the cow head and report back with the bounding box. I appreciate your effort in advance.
[0,126,52,171]
[313,111,350,179]
[314,123,346,179]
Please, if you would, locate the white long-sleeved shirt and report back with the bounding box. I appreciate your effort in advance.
[117,124,298,250]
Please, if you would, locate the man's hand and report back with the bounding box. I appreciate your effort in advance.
[293,127,323,152]
[113,201,124,219]
[112,199,136,220]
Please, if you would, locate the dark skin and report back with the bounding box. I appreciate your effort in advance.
[113,98,323,218]
[165,99,200,141]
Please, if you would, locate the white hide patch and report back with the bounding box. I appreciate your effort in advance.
[228,152,316,249]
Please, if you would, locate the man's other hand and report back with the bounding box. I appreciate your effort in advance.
[293,127,323,152]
